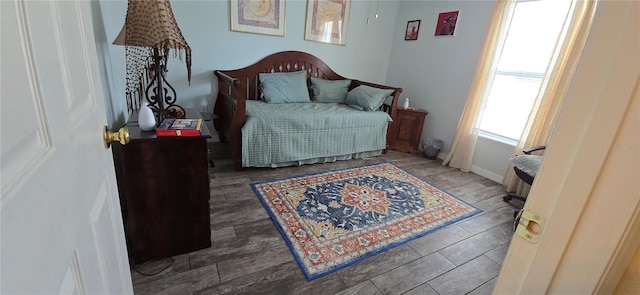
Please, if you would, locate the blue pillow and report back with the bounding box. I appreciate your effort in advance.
[345,85,394,111]
[310,77,352,103]
[258,70,310,104]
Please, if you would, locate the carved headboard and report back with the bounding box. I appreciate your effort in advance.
[217,51,348,101]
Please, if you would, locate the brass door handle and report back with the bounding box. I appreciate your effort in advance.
[103,126,130,148]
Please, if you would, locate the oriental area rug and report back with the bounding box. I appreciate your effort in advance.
[250,162,482,280]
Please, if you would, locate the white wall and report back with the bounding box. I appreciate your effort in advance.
[95,0,400,128]
[471,136,514,182]
[386,0,495,155]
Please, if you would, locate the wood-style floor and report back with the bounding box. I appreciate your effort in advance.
[131,142,521,295]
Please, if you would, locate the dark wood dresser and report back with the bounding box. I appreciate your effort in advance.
[389,108,429,154]
[112,109,211,265]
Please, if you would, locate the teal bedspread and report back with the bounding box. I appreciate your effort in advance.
[241,101,392,167]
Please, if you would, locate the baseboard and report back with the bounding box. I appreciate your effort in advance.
[435,152,504,183]
[470,165,504,183]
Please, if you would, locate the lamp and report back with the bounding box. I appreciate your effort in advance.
[113,0,191,126]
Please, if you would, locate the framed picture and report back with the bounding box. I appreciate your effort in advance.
[405,20,421,41]
[304,0,351,46]
[230,0,286,36]
[434,10,459,36]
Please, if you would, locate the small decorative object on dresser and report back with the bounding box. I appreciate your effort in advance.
[156,118,203,137]
[138,104,156,131]
[389,107,429,153]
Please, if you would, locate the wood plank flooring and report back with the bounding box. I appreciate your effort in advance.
[131,142,520,295]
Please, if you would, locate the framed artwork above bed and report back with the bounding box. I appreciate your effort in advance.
[230,0,286,36]
[304,0,351,46]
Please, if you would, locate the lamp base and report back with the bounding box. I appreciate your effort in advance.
[164,105,186,119]
[144,50,183,126]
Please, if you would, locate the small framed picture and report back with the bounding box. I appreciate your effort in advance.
[230,0,286,36]
[434,11,459,36]
[405,20,421,41]
[304,0,351,46]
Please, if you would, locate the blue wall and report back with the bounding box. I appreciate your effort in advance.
[95,0,400,127]
[93,0,507,179]
[387,0,495,154]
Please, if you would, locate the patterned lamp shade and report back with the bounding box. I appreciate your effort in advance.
[113,0,191,112]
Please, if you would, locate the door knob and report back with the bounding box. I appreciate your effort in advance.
[103,126,130,148]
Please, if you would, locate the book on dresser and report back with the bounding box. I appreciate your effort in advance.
[156,118,203,137]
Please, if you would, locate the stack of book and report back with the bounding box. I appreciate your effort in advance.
[156,119,203,137]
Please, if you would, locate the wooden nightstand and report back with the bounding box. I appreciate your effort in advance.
[112,109,212,264]
[389,107,429,153]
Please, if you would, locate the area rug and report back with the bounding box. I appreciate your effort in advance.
[250,162,482,280]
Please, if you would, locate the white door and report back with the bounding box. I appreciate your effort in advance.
[1,0,133,294]
[494,1,640,294]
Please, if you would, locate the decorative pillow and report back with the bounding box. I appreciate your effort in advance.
[258,70,310,104]
[348,104,364,111]
[345,85,394,111]
[310,77,352,103]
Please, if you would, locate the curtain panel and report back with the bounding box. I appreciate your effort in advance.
[442,0,516,171]
[504,0,598,194]
[443,0,598,199]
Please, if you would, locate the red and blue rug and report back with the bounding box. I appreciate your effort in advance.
[250,162,481,280]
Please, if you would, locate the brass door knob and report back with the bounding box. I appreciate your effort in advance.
[103,126,130,148]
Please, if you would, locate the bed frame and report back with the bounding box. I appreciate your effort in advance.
[213,51,403,170]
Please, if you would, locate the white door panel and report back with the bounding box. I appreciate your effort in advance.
[58,254,85,295]
[494,1,640,293]
[0,0,54,199]
[1,0,133,293]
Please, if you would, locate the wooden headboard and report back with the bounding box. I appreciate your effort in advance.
[213,51,403,169]
[217,51,347,101]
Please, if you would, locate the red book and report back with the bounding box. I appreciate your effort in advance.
[156,119,203,137]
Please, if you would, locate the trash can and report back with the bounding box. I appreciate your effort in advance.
[422,138,443,160]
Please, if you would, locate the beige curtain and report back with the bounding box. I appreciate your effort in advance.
[504,0,598,193]
[442,0,516,171]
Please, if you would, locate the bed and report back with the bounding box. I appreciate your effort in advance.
[213,51,403,170]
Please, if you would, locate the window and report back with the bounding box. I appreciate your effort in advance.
[477,0,573,142]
